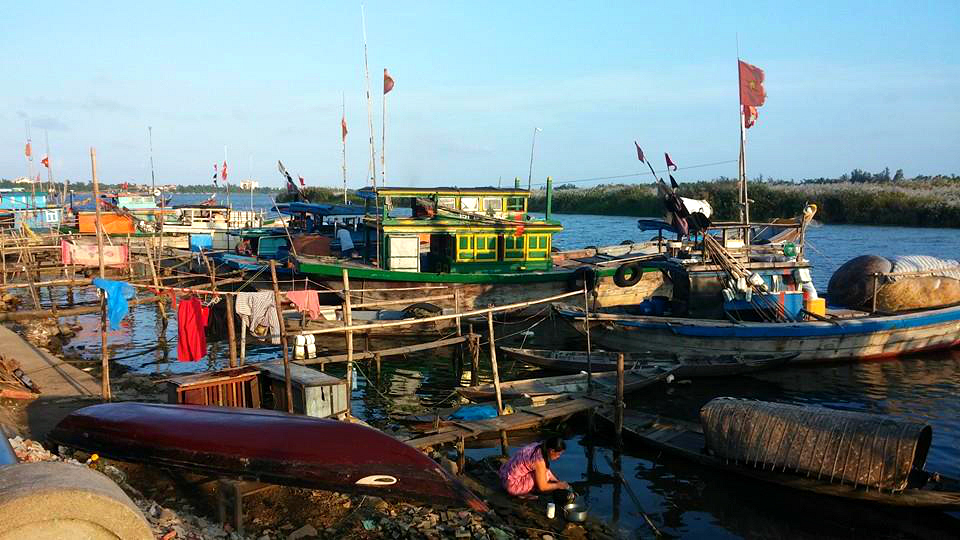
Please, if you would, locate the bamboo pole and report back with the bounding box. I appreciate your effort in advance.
[225,294,238,368]
[292,289,581,337]
[1,234,6,286]
[342,268,354,416]
[269,260,294,413]
[469,327,479,387]
[454,287,462,381]
[91,148,110,401]
[145,241,167,323]
[583,281,593,394]
[487,310,509,456]
[615,353,624,440]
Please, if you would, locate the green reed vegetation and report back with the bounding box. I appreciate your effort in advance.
[276,187,364,204]
[529,172,960,228]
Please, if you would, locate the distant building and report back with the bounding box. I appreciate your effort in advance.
[13,177,34,185]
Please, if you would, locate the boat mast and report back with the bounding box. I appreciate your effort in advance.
[44,130,55,202]
[24,119,35,209]
[148,126,156,198]
[342,92,348,204]
[737,55,750,242]
[361,5,377,189]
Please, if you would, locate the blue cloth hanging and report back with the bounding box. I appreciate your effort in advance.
[92,278,136,330]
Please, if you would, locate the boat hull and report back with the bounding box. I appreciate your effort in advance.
[558,305,960,363]
[295,258,668,314]
[48,402,485,510]
[500,347,791,377]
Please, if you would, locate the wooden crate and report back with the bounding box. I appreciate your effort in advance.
[166,366,261,408]
[258,361,348,418]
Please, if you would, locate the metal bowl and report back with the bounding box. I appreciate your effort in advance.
[563,502,588,522]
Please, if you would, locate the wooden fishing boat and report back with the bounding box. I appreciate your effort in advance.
[49,402,486,510]
[499,346,793,377]
[555,302,960,363]
[456,364,678,402]
[293,186,668,314]
[598,401,960,509]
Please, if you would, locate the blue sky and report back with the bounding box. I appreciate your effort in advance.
[2,1,958,188]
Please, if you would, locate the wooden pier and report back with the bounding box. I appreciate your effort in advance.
[404,395,604,450]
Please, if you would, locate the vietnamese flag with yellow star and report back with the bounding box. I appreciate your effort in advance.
[738,60,766,107]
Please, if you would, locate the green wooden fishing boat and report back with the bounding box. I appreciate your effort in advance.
[293,182,667,312]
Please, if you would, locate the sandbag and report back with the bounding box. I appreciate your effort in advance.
[827,255,960,311]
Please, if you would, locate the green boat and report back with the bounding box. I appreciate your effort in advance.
[293,182,667,312]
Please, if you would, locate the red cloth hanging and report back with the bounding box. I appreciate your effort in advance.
[177,297,209,362]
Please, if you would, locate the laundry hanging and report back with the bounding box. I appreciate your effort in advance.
[235,291,280,344]
[92,278,136,330]
[285,290,323,320]
[177,296,210,362]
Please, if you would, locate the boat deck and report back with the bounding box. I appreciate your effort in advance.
[404,395,604,449]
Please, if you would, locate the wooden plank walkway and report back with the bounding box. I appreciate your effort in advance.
[404,395,605,449]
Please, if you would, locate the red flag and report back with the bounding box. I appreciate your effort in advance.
[24,141,31,158]
[634,141,645,162]
[341,116,348,141]
[665,153,677,171]
[221,161,228,181]
[743,105,759,129]
[738,60,766,107]
[41,155,49,168]
[383,68,395,94]
[298,175,306,187]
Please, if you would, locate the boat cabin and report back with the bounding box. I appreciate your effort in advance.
[358,186,562,273]
[0,192,64,231]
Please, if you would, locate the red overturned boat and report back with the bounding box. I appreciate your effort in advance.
[49,402,486,511]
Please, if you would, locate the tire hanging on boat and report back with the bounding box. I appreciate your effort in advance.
[613,263,643,288]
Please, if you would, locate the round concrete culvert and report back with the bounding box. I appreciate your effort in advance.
[0,461,152,540]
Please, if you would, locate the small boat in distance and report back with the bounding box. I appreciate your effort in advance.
[500,346,794,378]
[457,364,678,402]
[49,402,486,510]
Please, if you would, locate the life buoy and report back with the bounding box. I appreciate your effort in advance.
[613,263,643,287]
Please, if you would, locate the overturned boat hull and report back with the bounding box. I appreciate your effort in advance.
[457,364,677,402]
[49,402,485,510]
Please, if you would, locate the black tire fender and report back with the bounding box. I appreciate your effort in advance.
[613,263,643,287]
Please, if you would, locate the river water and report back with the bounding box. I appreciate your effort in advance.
[47,197,960,538]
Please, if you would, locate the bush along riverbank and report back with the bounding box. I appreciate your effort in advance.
[528,173,960,228]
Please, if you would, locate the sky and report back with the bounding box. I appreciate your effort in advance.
[1,1,958,189]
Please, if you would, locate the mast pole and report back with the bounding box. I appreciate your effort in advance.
[361,5,377,189]
[342,92,348,204]
[148,126,156,197]
[44,131,55,202]
[25,120,35,208]
[224,145,230,209]
[381,70,387,187]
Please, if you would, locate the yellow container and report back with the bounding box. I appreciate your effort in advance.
[805,297,826,318]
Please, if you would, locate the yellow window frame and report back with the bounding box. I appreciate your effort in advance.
[475,234,498,261]
[525,233,550,260]
[455,234,475,262]
[504,234,525,261]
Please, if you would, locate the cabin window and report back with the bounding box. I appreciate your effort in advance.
[456,234,475,261]
[526,233,550,260]
[482,197,503,213]
[475,234,498,260]
[504,234,525,261]
[437,197,457,209]
[506,197,525,212]
[460,197,479,212]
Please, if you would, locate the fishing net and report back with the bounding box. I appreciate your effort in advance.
[700,397,931,491]
[827,255,960,311]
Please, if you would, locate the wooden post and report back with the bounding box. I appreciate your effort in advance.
[487,309,509,456]
[0,234,6,286]
[145,241,167,323]
[269,260,294,413]
[225,294,238,368]
[584,281,593,394]
[374,352,381,381]
[615,352,625,441]
[456,437,466,476]
[469,328,479,387]
[342,269,354,416]
[453,287,462,382]
[91,148,110,401]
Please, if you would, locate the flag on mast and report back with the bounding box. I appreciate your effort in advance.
[41,155,49,168]
[213,164,219,186]
[665,153,677,171]
[221,161,228,182]
[744,106,759,129]
[383,68,395,94]
[24,141,31,158]
[738,60,766,107]
[342,116,348,141]
[634,141,645,162]
[298,175,306,187]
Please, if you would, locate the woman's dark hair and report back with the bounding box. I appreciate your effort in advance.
[540,436,566,467]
